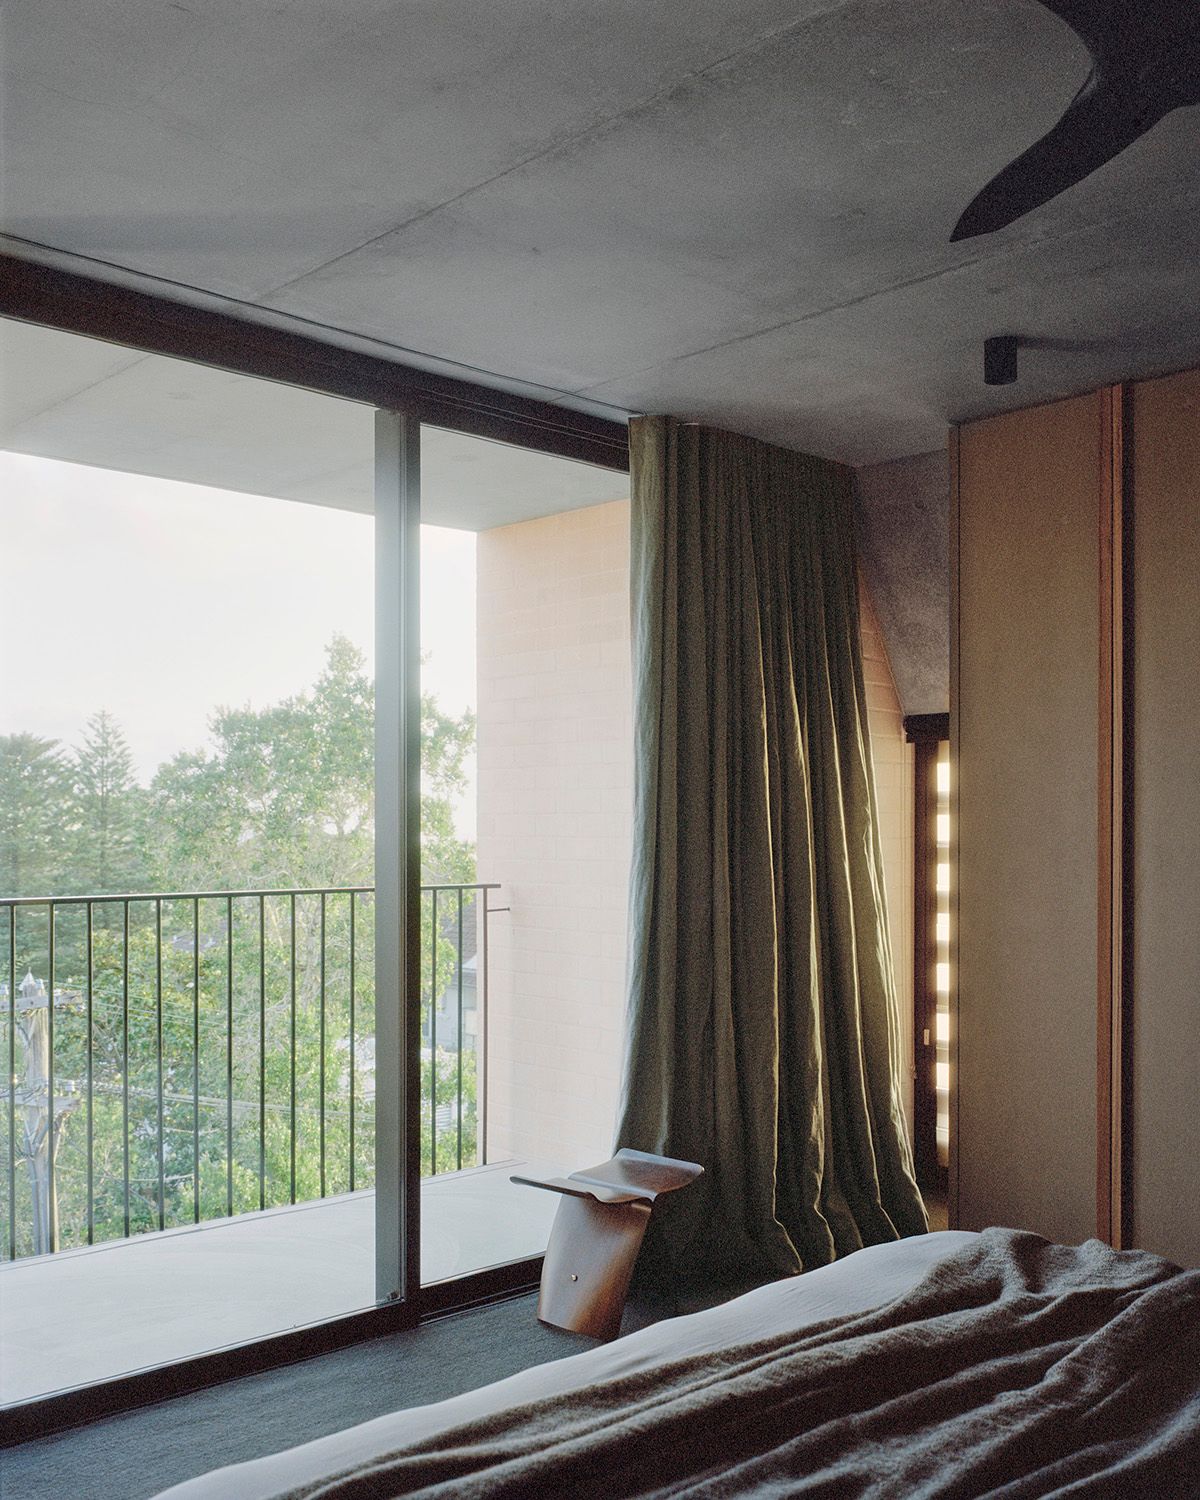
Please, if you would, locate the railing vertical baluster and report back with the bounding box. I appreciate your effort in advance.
[192,896,200,1224]
[348,892,356,1193]
[7,905,15,1261]
[47,903,56,1253]
[319,892,326,1200]
[456,889,464,1172]
[122,902,130,1240]
[155,898,164,1233]
[289,892,297,1206]
[86,901,94,1246]
[258,895,266,1213]
[226,895,233,1220]
[0,881,496,1259]
[429,889,437,1177]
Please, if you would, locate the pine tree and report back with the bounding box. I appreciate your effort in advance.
[70,710,142,894]
[0,734,69,897]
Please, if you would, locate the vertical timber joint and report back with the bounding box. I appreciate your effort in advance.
[1098,384,1130,1249]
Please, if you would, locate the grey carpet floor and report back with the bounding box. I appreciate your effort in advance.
[2,1294,596,1500]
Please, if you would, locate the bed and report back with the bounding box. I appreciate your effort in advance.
[156,1228,1200,1498]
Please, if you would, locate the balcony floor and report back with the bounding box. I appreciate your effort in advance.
[0,1160,558,1407]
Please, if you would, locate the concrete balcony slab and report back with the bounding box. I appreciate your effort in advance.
[0,1160,557,1406]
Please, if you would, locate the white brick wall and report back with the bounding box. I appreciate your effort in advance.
[476,499,914,1172]
[476,500,633,1170]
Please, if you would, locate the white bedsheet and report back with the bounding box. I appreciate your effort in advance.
[157,1230,977,1499]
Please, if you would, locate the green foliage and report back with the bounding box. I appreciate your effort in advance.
[1,639,482,1258]
[0,734,69,897]
[145,635,377,892]
[68,711,144,895]
[423,1046,478,1176]
[421,683,476,885]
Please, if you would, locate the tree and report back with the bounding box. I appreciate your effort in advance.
[313,635,375,846]
[144,635,383,892]
[143,635,476,894]
[69,710,144,895]
[420,685,476,885]
[0,734,69,897]
[2,638,483,1257]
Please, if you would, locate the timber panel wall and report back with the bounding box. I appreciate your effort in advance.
[1129,369,1200,1266]
[953,368,1200,1264]
[954,395,1100,1245]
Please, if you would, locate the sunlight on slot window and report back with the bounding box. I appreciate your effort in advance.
[936,862,950,894]
[936,1062,951,1094]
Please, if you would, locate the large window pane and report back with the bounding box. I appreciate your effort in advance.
[0,318,378,1400]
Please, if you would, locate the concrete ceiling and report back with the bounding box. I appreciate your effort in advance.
[3,1,1198,465]
[0,317,628,527]
[855,450,948,715]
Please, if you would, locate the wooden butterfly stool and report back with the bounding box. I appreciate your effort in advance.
[511,1148,703,1341]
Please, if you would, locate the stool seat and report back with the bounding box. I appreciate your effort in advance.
[512,1148,703,1340]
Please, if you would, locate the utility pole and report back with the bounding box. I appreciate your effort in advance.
[2,972,81,1255]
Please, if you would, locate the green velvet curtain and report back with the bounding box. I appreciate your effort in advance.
[616,417,926,1290]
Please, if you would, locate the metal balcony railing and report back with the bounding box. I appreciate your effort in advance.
[0,882,499,1261]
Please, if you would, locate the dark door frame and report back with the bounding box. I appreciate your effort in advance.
[0,254,630,470]
[904,713,949,1195]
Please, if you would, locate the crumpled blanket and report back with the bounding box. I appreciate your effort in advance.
[283,1228,1200,1498]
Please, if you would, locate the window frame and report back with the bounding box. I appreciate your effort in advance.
[0,252,630,1442]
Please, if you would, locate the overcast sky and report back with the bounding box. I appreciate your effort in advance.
[1,452,477,796]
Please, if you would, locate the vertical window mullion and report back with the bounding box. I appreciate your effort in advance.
[374,409,422,1304]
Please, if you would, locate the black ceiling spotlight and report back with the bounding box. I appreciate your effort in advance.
[984,336,1019,385]
[951,0,1200,241]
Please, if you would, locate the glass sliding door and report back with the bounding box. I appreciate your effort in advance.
[0,307,630,1408]
[415,424,632,1284]
[0,317,389,1401]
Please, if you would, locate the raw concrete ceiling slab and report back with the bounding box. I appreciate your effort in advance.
[0,318,628,528]
[3,0,1199,463]
[855,450,949,716]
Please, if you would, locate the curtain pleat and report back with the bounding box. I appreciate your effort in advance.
[616,417,926,1291]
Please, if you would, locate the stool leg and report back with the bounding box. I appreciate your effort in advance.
[537,1196,652,1340]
